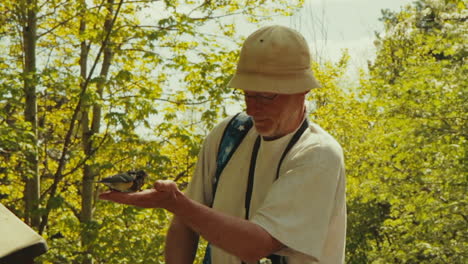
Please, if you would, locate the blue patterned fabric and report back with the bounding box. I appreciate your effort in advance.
[203,112,253,264]
[215,112,253,179]
[203,244,212,264]
[210,113,253,201]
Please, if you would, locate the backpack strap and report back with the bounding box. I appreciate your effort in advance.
[204,112,252,264]
[211,112,253,206]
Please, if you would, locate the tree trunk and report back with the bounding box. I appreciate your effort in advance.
[80,1,114,263]
[22,0,40,229]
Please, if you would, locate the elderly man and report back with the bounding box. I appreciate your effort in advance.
[100,25,346,264]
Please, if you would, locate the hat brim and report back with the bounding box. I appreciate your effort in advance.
[227,71,321,94]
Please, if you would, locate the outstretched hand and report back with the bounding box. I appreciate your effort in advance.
[99,180,181,209]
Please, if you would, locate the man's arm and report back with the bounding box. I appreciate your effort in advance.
[170,188,284,263]
[99,180,284,263]
[165,216,199,264]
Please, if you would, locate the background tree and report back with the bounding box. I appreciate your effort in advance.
[346,0,467,262]
[2,0,465,263]
[21,0,41,229]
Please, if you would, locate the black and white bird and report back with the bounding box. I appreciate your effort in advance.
[97,170,147,192]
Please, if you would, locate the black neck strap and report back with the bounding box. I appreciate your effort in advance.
[276,119,309,180]
[245,136,261,220]
[245,118,309,220]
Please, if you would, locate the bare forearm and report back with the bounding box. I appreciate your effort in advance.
[167,191,283,263]
[98,181,283,262]
[165,216,199,264]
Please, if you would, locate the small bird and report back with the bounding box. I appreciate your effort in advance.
[98,170,147,192]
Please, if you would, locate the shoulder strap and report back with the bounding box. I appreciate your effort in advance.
[246,119,308,264]
[245,136,261,220]
[205,113,252,264]
[211,112,253,205]
[245,118,309,219]
[275,119,309,180]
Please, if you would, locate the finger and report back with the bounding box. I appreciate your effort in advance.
[153,180,179,201]
[153,180,177,191]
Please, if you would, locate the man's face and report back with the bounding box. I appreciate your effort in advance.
[244,90,306,140]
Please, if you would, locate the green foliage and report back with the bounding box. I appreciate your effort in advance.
[1,0,465,263]
[301,1,466,263]
[346,0,467,263]
[0,0,304,263]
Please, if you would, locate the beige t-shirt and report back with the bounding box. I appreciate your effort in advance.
[186,114,346,264]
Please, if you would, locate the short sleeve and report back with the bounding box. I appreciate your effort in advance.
[251,141,345,261]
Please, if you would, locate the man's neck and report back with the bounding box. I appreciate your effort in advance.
[263,105,306,141]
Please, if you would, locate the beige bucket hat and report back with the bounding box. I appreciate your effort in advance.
[228,25,321,94]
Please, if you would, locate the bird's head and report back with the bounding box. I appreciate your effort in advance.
[133,170,148,180]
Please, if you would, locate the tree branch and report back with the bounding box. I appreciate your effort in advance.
[39,0,125,234]
[37,15,75,39]
[173,163,195,182]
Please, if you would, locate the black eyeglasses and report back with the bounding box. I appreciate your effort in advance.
[232,90,278,101]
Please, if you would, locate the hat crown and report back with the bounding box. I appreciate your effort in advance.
[228,25,321,94]
[237,25,311,75]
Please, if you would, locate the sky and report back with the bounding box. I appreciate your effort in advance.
[141,0,414,79]
[137,0,416,130]
[209,0,414,116]
[236,0,414,76]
